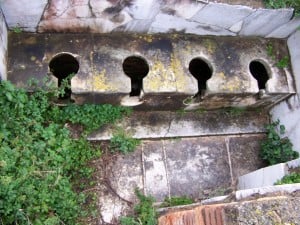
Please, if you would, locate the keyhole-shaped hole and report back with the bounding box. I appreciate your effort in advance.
[249,60,269,90]
[122,56,149,96]
[189,58,213,94]
[49,53,79,99]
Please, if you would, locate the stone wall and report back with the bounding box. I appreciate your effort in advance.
[270,30,300,153]
[1,0,300,38]
[0,7,7,80]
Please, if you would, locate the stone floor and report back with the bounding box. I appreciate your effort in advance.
[90,110,268,224]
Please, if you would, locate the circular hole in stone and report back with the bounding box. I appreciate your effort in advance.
[249,60,269,90]
[49,53,79,99]
[189,58,213,92]
[122,56,149,96]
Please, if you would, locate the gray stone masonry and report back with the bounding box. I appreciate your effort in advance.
[0,7,7,80]
[0,0,298,37]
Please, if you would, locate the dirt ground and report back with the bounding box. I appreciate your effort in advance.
[209,0,264,8]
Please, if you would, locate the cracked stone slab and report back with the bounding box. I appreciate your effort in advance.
[228,134,267,179]
[191,3,253,29]
[0,0,48,32]
[149,13,235,36]
[266,18,300,38]
[88,110,269,141]
[96,148,143,223]
[239,8,294,36]
[164,137,232,198]
[142,141,169,201]
[102,150,144,201]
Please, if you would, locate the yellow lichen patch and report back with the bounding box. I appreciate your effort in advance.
[222,76,242,92]
[93,69,116,92]
[170,53,187,92]
[146,59,175,92]
[203,39,217,54]
[138,35,153,43]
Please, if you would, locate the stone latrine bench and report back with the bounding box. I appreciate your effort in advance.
[7,33,295,110]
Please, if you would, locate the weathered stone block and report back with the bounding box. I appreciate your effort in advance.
[191,3,253,29]
[238,163,287,190]
[239,9,293,36]
[143,141,169,201]
[7,33,294,109]
[1,0,47,32]
[149,13,234,36]
[267,18,300,38]
[164,137,231,198]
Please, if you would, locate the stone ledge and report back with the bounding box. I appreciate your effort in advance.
[87,110,268,141]
[158,196,300,225]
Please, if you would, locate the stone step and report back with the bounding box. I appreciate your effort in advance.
[88,109,269,141]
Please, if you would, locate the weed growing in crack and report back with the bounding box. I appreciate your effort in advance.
[266,43,290,69]
[120,189,157,225]
[223,107,246,116]
[110,128,140,154]
[160,196,194,208]
[276,56,290,69]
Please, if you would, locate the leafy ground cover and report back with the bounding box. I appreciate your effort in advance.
[264,0,300,16]
[0,81,130,225]
[260,120,299,165]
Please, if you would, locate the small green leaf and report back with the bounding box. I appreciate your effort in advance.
[5,92,13,101]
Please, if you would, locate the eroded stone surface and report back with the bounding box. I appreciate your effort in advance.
[95,131,267,223]
[88,110,269,141]
[239,9,294,36]
[143,141,169,200]
[228,135,267,179]
[1,0,47,32]
[267,18,300,38]
[158,196,300,225]
[165,137,231,198]
[7,33,294,110]
[191,3,253,29]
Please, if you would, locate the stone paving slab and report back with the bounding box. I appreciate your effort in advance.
[165,137,231,199]
[228,135,267,179]
[95,133,266,223]
[143,141,169,200]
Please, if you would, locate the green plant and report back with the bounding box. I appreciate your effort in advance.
[275,172,300,185]
[264,0,300,16]
[11,25,22,33]
[265,43,290,69]
[266,43,276,60]
[0,80,130,224]
[223,107,246,116]
[276,56,290,69]
[260,120,299,165]
[110,129,140,154]
[160,196,194,208]
[120,189,157,225]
